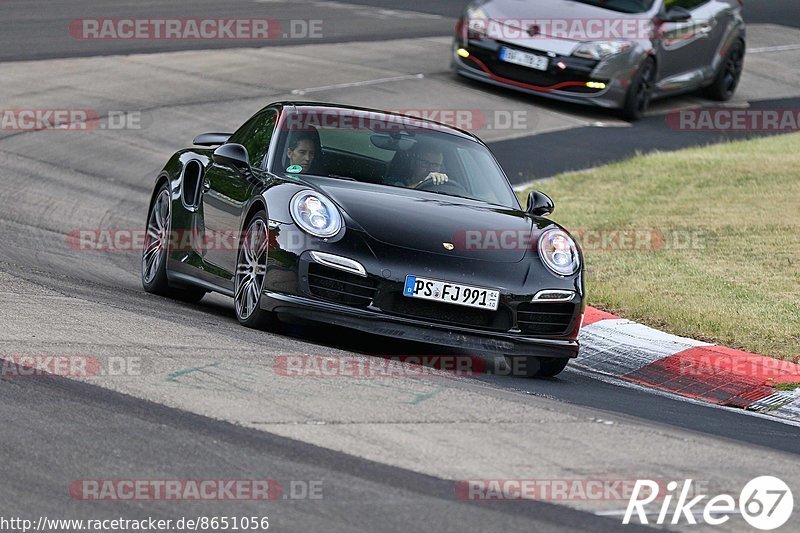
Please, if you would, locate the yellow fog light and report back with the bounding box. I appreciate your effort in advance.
[586,81,607,89]
[457,48,470,58]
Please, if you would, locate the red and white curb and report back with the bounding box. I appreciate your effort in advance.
[575,307,800,421]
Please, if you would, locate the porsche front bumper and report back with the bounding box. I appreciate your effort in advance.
[261,290,580,358]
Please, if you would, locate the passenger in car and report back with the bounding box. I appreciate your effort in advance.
[286,130,319,173]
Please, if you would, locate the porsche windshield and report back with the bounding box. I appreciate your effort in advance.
[273,108,519,208]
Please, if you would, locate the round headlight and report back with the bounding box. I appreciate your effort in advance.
[538,228,580,276]
[290,191,342,238]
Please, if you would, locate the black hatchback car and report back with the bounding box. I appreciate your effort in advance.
[142,102,585,376]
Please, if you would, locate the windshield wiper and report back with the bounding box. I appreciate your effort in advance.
[327,174,357,181]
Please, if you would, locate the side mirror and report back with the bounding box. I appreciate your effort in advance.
[527,191,554,217]
[660,7,691,23]
[213,143,250,169]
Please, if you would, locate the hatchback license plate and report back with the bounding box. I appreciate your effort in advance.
[499,47,549,71]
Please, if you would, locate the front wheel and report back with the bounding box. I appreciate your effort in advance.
[620,57,656,121]
[504,356,570,378]
[703,40,744,101]
[234,211,277,330]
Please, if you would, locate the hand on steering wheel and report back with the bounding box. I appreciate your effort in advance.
[413,172,449,188]
[413,173,469,196]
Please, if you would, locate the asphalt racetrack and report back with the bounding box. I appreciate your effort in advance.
[1,1,799,531]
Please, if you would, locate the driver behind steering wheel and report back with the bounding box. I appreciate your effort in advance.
[390,146,449,189]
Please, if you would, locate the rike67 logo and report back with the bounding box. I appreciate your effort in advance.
[624,476,793,530]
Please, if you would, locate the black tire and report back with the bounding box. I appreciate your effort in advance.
[141,183,207,303]
[234,211,277,330]
[703,40,744,101]
[504,356,570,378]
[621,57,656,122]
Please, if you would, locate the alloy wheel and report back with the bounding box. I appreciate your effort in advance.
[142,188,170,284]
[234,218,268,320]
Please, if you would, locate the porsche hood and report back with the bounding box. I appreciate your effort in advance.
[318,181,534,263]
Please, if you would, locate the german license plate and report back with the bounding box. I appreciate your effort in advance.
[499,47,549,71]
[403,275,500,311]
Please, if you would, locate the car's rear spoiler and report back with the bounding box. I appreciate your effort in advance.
[192,132,232,146]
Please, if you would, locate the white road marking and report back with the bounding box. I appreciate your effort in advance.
[291,73,425,95]
[750,43,800,54]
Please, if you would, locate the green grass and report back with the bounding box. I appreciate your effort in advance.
[520,133,800,360]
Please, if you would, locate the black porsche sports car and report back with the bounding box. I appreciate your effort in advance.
[141,102,585,377]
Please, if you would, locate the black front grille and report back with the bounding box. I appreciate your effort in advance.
[516,302,576,336]
[376,292,513,332]
[307,263,378,308]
